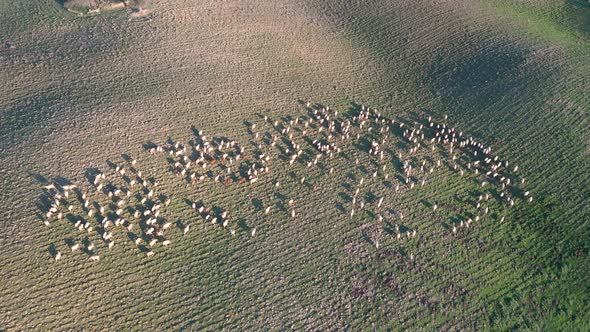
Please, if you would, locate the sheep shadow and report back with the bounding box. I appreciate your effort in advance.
[48,244,58,258]
[237,219,250,232]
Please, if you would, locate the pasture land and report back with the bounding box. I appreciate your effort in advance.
[0,0,588,330]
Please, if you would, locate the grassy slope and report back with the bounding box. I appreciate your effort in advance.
[475,1,590,329]
[327,0,590,329]
[305,1,589,329]
[0,0,588,330]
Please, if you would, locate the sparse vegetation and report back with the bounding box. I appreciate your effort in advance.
[0,0,588,330]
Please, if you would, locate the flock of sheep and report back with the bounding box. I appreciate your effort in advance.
[40,101,532,263]
[42,158,181,261]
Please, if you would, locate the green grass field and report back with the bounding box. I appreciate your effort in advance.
[0,0,588,330]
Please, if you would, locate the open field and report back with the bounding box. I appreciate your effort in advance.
[0,0,589,330]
